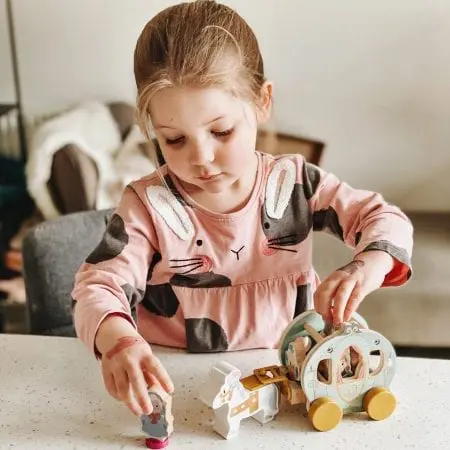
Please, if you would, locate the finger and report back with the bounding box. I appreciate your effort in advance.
[143,356,174,393]
[114,369,141,416]
[125,395,142,417]
[103,370,120,400]
[314,275,342,322]
[343,283,364,322]
[143,371,159,392]
[127,365,153,415]
[332,278,357,325]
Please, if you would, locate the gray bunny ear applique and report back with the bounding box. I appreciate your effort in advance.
[146,185,195,240]
[265,158,296,219]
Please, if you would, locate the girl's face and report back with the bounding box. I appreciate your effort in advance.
[150,394,163,413]
[149,86,269,196]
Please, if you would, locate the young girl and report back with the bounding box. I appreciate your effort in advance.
[72,0,413,420]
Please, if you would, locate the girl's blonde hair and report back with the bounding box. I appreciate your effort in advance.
[134,0,267,143]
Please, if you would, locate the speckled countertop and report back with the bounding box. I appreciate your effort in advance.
[0,334,449,449]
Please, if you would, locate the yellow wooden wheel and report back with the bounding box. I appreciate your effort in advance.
[363,387,396,421]
[308,397,343,431]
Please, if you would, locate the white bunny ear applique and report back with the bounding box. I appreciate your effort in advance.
[265,159,296,219]
[146,186,195,240]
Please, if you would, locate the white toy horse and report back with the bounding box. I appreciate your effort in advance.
[200,361,280,439]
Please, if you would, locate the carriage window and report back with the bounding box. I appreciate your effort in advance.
[339,346,362,380]
[317,358,332,384]
[369,350,383,376]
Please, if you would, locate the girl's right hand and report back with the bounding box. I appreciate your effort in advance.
[96,316,174,416]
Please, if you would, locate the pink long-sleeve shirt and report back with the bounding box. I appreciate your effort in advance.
[72,152,413,355]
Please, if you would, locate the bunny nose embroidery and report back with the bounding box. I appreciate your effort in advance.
[230,246,245,261]
[200,255,213,271]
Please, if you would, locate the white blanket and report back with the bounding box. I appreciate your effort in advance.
[26,101,155,219]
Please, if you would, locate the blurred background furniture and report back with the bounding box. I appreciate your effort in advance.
[22,208,113,336]
[0,101,145,331]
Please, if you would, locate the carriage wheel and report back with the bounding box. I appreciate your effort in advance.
[308,397,343,431]
[363,387,396,421]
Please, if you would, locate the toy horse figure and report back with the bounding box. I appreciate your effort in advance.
[200,361,280,439]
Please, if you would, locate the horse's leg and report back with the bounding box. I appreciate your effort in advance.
[268,385,280,417]
[252,391,272,424]
[253,386,279,424]
[227,417,241,439]
[253,407,270,424]
[213,413,240,440]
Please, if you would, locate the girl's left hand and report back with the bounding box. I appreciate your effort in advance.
[314,250,394,325]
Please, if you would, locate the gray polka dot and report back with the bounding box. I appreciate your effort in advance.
[261,184,312,247]
[302,163,321,200]
[294,284,311,317]
[141,283,180,317]
[86,214,129,264]
[312,207,344,241]
[185,318,229,353]
[121,284,145,322]
[170,272,232,288]
[147,252,162,281]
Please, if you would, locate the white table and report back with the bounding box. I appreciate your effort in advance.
[0,334,449,449]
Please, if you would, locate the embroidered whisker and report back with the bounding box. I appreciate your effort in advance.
[181,263,204,274]
[268,246,298,253]
[170,262,205,269]
[170,258,203,262]
[268,234,297,243]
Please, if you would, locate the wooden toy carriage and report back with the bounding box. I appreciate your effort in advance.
[201,310,397,437]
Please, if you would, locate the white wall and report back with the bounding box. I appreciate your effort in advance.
[1,0,449,210]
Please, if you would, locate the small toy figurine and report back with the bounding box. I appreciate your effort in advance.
[199,361,279,439]
[200,310,397,437]
[141,384,174,449]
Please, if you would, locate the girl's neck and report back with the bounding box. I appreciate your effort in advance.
[177,153,259,215]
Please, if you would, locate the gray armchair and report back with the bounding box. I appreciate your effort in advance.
[22,209,113,336]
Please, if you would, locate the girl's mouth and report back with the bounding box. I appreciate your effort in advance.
[197,173,223,181]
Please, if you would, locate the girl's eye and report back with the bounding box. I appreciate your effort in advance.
[165,128,233,145]
[166,136,184,146]
[213,128,234,138]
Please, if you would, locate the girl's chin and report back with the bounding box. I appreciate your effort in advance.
[195,179,231,194]
[183,175,233,193]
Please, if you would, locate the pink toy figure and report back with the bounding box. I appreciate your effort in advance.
[141,384,174,449]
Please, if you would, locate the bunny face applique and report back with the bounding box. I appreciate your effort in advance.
[145,184,232,288]
[261,158,312,256]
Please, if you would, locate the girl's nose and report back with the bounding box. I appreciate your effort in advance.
[190,140,215,166]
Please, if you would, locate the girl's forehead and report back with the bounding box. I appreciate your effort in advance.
[149,86,251,128]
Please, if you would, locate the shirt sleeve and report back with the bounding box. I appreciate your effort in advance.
[302,160,413,287]
[72,184,158,355]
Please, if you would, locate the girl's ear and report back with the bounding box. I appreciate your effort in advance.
[256,81,273,124]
